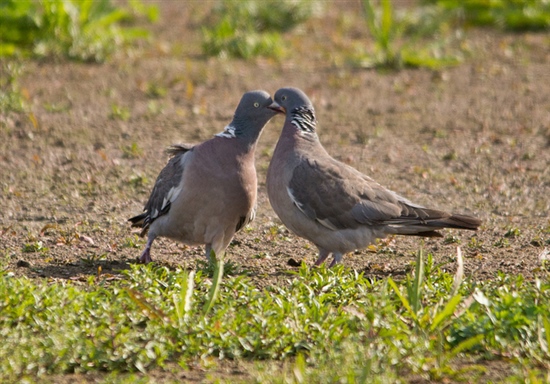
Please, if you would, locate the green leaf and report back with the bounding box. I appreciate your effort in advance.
[203,250,225,314]
[450,334,484,357]
[173,270,195,326]
[380,0,394,47]
[542,316,550,354]
[388,277,417,322]
[430,294,462,332]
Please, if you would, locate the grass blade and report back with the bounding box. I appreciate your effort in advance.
[410,249,424,314]
[173,270,195,325]
[126,286,167,323]
[450,334,484,357]
[380,0,393,50]
[388,277,417,322]
[451,246,464,297]
[203,250,224,314]
[542,316,550,354]
[430,294,462,332]
[361,0,381,41]
[183,270,195,314]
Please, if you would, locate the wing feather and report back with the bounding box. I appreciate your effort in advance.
[287,156,479,233]
[128,144,193,234]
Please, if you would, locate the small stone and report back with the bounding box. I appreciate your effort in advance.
[287,258,302,267]
[16,260,31,268]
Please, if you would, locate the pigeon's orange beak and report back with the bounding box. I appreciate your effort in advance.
[268,101,285,114]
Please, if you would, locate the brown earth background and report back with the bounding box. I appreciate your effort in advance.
[1,0,549,329]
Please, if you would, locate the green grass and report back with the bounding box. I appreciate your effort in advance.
[121,142,142,159]
[110,103,132,121]
[201,0,317,59]
[0,62,27,113]
[357,0,550,70]
[0,0,158,62]
[424,0,550,31]
[1,250,549,382]
[358,0,463,70]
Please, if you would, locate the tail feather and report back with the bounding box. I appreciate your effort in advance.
[409,230,444,238]
[128,213,149,237]
[387,210,481,238]
[427,213,481,231]
[166,143,193,156]
[128,213,146,227]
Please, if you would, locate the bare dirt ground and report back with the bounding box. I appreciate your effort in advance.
[1,1,549,382]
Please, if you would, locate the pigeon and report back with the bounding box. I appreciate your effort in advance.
[129,90,279,263]
[266,87,481,267]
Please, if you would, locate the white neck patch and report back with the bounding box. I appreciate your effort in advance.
[290,106,316,134]
[215,124,237,138]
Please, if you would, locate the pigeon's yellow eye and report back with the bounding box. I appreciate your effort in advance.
[254,102,260,108]
[281,95,287,101]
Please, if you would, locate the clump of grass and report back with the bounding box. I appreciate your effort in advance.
[424,0,550,31]
[0,0,158,62]
[1,251,549,381]
[358,0,463,70]
[22,240,48,254]
[128,173,148,188]
[504,227,521,238]
[110,104,131,121]
[358,0,549,70]
[144,82,167,99]
[122,235,142,249]
[121,142,142,159]
[0,62,27,113]
[202,0,318,59]
[360,0,403,68]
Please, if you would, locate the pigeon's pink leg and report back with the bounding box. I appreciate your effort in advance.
[314,249,331,266]
[139,237,154,264]
[328,252,343,268]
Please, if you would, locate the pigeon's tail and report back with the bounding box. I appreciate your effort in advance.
[166,143,193,157]
[128,213,145,226]
[386,209,481,238]
[432,213,482,231]
[128,213,149,237]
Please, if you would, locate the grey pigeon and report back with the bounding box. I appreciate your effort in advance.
[267,87,481,267]
[129,90,279,263]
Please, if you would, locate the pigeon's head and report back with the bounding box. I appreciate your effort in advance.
[270,87,314,115]
[232,90,280,131]
[270,87,317,134]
